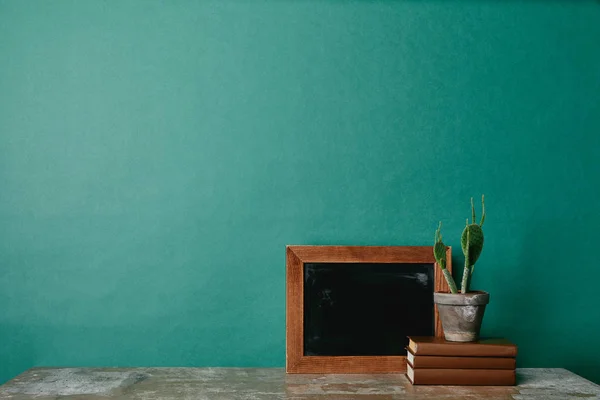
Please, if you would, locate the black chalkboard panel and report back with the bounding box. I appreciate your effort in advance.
[303,263,434,356]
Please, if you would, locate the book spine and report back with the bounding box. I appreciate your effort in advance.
[410,355,516,370]
[407,366,516,386]
[414,343,517,357]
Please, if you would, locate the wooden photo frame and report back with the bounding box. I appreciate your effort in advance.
[286,245,452,374]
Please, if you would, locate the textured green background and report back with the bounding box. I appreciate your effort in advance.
[1,0,599,385]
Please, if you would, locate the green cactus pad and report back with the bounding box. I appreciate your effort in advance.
[433,222,458,293]
[461,223,484,265]
[433,241,447,268]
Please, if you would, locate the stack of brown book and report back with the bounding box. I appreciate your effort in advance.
[406,336,517,386]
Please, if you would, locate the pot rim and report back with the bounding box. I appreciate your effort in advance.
[435,290,489,296]
[434,290,490,306]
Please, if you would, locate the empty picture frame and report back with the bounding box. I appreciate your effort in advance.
[286,245,452,374]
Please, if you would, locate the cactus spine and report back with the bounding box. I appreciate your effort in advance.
[433,222,458,294]
[433,195,486,295]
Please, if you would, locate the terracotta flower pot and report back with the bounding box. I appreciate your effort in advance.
[434,291,489,342]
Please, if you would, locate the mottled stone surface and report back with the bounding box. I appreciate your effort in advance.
[0,368,598,399]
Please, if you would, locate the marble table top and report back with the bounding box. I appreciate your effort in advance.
[0,367,598,399]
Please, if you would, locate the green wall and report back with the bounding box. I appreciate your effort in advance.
[1,0,599,385]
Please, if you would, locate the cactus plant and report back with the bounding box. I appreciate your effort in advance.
[434,195,485,294]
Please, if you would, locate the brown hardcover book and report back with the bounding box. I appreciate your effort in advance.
[406,363,516,385]
[407,349,516,369]
[407,336,517,358]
